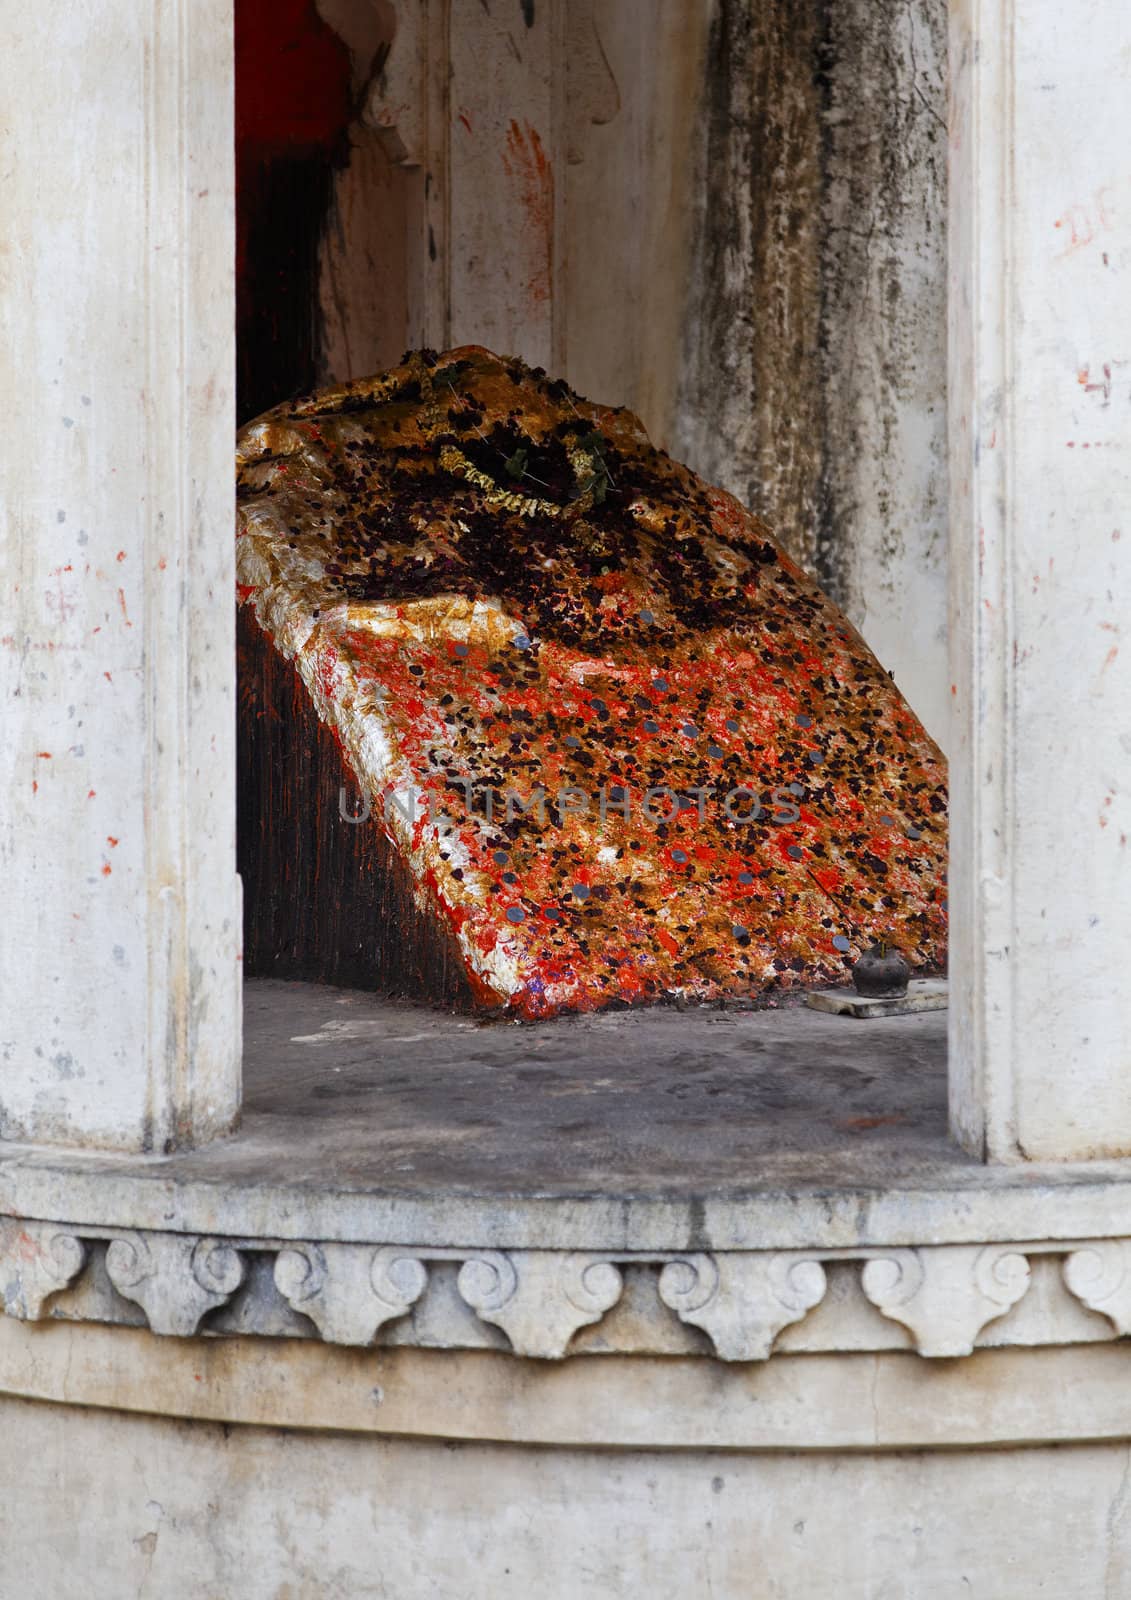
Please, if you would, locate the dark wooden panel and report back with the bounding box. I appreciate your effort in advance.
[236,606,477,1008]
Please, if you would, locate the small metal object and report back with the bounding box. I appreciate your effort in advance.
[851,942,911,999]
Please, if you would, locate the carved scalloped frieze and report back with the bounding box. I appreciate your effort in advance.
[0,1219,86,1320]
[1063,1240,1131,1334]
[274,1243,428,1345]
[105,1232,246,1337]
[2,1218,1124,1362]
[658,1251,828,1361]
[861,1244,1031,1357]
[456,1250,624,1359]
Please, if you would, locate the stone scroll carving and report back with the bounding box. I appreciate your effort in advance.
[456,1250,624,1359]
[861,1244,1031,1356]
[361,5,426,168]
[105,1232,246,1337]
[274,1243,429,1345]
[0,1219,86,1320]
[15,1218,1131,1363]
[1063,1240,1131,1334]
[658,1252,828,1361]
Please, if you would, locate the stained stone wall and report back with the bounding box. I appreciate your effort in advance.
[285,0,950,743]
[676,0,948,742]
[6,1346,1131,1600]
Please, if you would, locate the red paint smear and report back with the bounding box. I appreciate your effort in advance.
[116,550,126,562]
[101,864,112,877]
[502,120,554,308]
[107,836,119,848]
[36,751,51,759]
[117,589,132,627]
[314,641,340,703]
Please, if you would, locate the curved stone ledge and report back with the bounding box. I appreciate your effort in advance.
[5,1319,1131,1453]
[12,1147,1131,1254]
[8,986,1131,1256]
[5,990,1131,1365]
[2,1216,1126,1362]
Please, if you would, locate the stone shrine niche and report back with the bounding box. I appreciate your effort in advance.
[236,349,946,1016]
[233,0,950,1011]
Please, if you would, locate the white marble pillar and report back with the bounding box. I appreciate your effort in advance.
[0,2,240,1150]
[948,0,1131,1159]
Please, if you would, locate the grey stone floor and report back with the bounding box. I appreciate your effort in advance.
[13,980,1131,1251]
[233,978,960,1196]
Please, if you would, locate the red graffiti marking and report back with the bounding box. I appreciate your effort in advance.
[1079,363,1115,404]
[1054,203,1097,253]
[46,566,77,623]
[1055,179,1128,258]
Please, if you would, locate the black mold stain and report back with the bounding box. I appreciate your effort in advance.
[677,0,826,585]
[677,0,946,617]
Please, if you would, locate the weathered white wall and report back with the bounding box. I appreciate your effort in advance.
[677,0,949,744]
[324,0,949,743]
[0,2,241,1149]
[819,1,949,745]
[6,1340,1131,1599]
[329,0,709,443]
[948,0,1131,1160]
